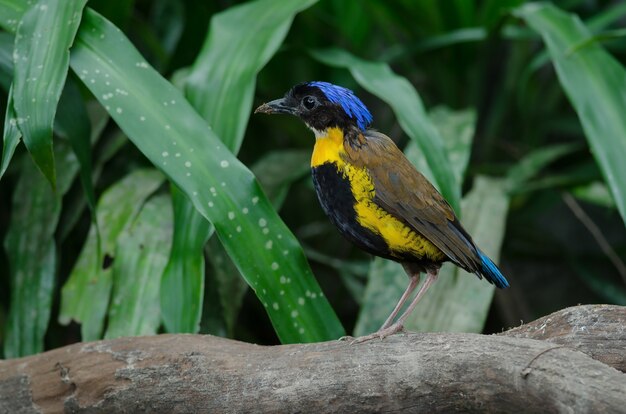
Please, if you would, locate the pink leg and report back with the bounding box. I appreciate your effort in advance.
[352,269,439,344]
[394,269,438,327]
[379,273,420,331]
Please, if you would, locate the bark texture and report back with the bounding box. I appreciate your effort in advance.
[501,304,626,373]
[0,305,624,414]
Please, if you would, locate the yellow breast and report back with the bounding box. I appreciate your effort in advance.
[311,127,445,261]
[311,127,345,167]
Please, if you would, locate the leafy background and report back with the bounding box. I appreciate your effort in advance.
[1,0,625,358]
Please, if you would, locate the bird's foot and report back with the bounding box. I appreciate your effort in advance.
[349,323,405,345]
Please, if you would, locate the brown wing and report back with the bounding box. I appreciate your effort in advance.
[344,130,480,272]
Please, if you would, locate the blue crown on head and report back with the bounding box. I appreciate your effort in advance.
[309,81,373,130]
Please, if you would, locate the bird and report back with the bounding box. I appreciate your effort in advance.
[255,81,509,342]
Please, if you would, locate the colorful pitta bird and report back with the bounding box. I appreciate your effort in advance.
[255,81,509,341]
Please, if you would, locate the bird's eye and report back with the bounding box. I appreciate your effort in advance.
[302,96,317,110]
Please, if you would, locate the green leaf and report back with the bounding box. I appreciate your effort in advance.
[1,86,21,179]
[185,0,317,153]
[12,0,88,189]
[515,3,626,225]
[106,194,173,339]
[505,143,580,192]
[58,116,121,243]
[404,106,475,189]
[312,48,461,213]
[429,107,475,187]
[355,176,510,335]
[571,181,615,209]
[0,0,26,33]
[161,0,317,336]
[0,32,14,90]
[206,235,248,337]
[3,140,78,357]
[586,2,626,32]
[160,185,210,333]
[55,76,96,214]
[200,261,228,337]
[59,169,164,340]
[69,9,343,342]
[197,149,312,336]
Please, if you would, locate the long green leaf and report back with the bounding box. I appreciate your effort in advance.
[12,0,88,189]
[69,9,344,342]
[505,143,581,192]
[312,48,460,213]
[3,140,78,357]
[403,106,475,190]
[186,0,316,154]
[206,235,248,337]
[571,181,615,209]
[1,86,21,179]
[55,76,96,215]
[58,105,116,242]
[160,185,209,333]
[59,169,164,340]
[106,194,172,338]
[515,3,626,225]
[0,0,25,33]
[161,0,316,335]
[202,149,312,336]
[0,32,14,90]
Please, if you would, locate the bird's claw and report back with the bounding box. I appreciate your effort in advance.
[348,323,406,345]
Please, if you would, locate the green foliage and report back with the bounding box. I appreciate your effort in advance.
[1,86,19,177]
[160,184,209,334]
[106,194,173,339]
[3,140,77,357]
[69,8,343,344]
[516,3,626,226]
[1,0,625,357]
[60,169,165,341]
[160,0,319,337]
[12,0,87,189]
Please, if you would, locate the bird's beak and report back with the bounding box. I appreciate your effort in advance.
[254,98,294,115]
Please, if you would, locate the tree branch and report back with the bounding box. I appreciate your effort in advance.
[501,304,626,372]
[1,305,624,413]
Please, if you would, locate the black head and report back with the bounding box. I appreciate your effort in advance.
[254,81,373,132]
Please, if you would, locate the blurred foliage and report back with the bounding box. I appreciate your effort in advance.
[1,0,625,358]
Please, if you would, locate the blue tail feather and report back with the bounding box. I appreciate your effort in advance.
[478,251,509,289]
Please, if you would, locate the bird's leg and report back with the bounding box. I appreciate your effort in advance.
[379,272,420,331]
[339,268,419,343]
[351,269,438,344]
[393,269,438,327]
